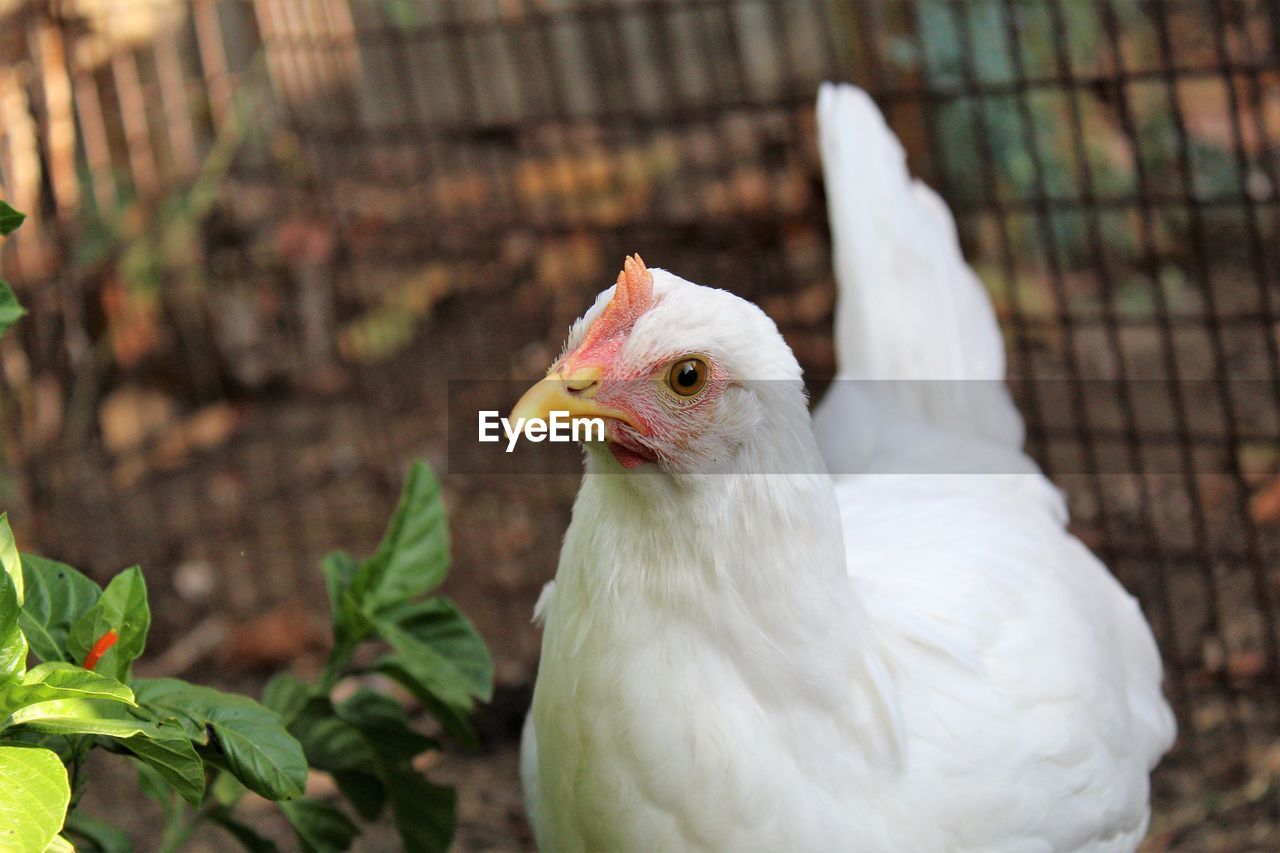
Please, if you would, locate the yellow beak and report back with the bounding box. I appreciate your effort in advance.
[509,366,639,431]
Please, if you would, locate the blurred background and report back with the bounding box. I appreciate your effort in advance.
[0,0,1278,848]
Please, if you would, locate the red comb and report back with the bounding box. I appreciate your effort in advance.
[577,254,654,355]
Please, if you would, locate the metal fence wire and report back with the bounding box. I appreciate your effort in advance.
[1,0,1279,840]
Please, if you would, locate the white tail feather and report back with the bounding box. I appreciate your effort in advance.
[815,83,1023,449]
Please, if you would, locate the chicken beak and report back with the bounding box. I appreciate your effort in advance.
[510,366,639,432]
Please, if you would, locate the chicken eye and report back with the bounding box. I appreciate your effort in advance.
[666,357,708,397]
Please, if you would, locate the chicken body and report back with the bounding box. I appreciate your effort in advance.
[518,85,1174,852]
[525,474,1169,850]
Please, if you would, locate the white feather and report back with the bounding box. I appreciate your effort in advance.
[520,84,1175,852]
[813,82,1024,462]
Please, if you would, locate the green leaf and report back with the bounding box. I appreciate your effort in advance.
[349,462,449,613]
[289,697,375,773]
[0,515,22,604]
[2,698,157,738]
[65,812,134,853]
[117,721,205,805]
[331,770,384,822]
[129,680,206,743]
[320,551,357,632]
[197,718,305,802]
[338,590,372,643]
[0,202,25,236]
[0,281,23,340]
[132,679,306,800]
[0,729,73,763]
[260,673,310,726]
[321,550,357,607]
[334,689,437,762]
[0,745,70,851]
[24,662,133,695]
[288,690,440,826]
[43,834,74,852]
[0,570,27,686]
[0,664,135,716]
[66,567,148,681]
[279,799,359,853]
[371,602,491,744]
[21,554,102,664]
[373,660,476,748]
[385,768,455,853]
[0,521,25,684]
[374,628,471,714]
[382,598,493,703]
[0,202,24,336]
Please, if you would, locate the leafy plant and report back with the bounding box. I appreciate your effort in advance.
[0,460,489,852]
[0,201,26,339]
[2,204,492,851]
[0,516,238,852]
[260,460,493,851]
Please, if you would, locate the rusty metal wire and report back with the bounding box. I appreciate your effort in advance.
[1,0,1279,832]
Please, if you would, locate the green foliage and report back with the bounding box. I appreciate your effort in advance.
[19,556,101,665]
[0,461,490,852]
[3,697,156,739]
[0,664,136,716]
[0,205,486,850]
[0,284,23,340]
[279,798,360,853]
[0,203,24,236]
[264,460,492,851]
[114,722,205,806]
[132,679,306,802]
[348,465,450,615]
[0,569,27,687]
[65,568,149,683]
[0,201,25,339]
[0,744,68,850]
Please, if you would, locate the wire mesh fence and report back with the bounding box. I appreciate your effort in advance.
[1,0,1279,843]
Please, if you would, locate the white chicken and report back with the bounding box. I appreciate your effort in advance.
[511,84,1175,852]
